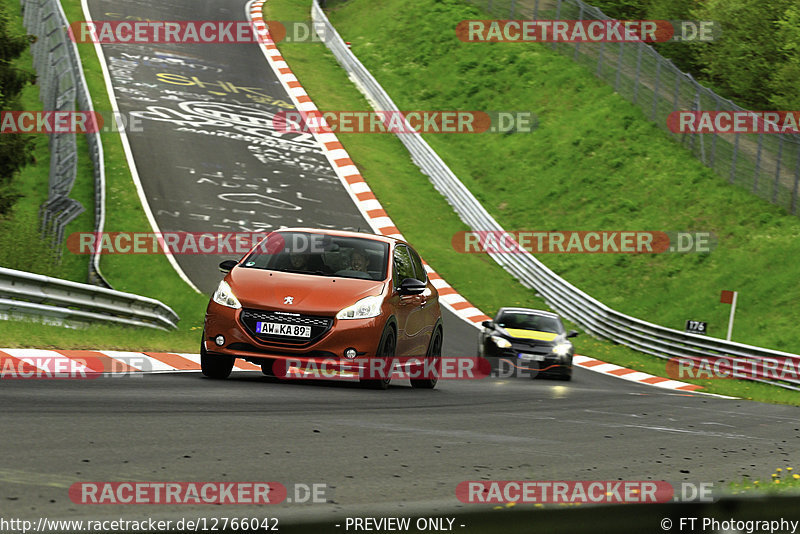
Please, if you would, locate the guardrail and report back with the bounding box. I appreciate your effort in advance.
[309,0,800,390]
[21,0,109,287]
[0,267,179,330]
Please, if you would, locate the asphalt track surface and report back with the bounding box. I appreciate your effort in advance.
[3,373,800,524]
[2,0,799,530]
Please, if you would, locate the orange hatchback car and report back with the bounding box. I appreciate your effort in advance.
[202,228,443,389]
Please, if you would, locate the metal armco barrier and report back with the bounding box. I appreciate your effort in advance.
[0,267,179,330]
[309,1,800,390]
[20,0,109,287]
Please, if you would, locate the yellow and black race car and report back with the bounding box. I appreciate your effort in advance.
[478,307,578,381]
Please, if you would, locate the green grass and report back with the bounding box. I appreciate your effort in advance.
[263,0,800,405]
[0,0,207,352]
[729,466,800,497]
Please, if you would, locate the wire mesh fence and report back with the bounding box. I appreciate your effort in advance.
[20,0,109,286]
[464,0,800,215]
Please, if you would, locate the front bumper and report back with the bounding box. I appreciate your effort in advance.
[489,344,573,377]
[203,300,386,365]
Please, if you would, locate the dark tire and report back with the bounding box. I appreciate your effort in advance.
[260,358,277,377]
[200,343,234,379]
[361,325,395,390]
[527,360,542,379]
[411,326,442,389]
[553,356,573,381]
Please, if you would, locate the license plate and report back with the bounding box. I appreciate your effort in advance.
[519,353,545,361]
[256,321,311,338]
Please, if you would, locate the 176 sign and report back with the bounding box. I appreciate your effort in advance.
[685,320,707,335]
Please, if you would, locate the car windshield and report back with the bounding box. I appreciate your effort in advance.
[498,312,563,334]
[240,231,389,281]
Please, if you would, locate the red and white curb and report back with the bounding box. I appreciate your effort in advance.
[0,348,697,391]
[0,349,711,393]
[247,0,490,326]
[572,355,703,392]
[0,348,260,375]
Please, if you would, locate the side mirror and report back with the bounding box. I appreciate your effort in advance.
[567,330,579,338]
[398,278,426,295]
[218,259,238,274]
[482,320,494,329]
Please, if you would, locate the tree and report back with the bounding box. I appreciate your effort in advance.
[768,5,800,110]
[0,4,36,216]
[688,0,792,110]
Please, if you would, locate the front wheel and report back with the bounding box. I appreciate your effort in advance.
[260,358,277,377]
[411,327,442,389]
[361,325,395,390]
[200,343,234,379]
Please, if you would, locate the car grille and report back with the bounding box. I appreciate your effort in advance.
[239,309,333,345]
[511,343,552,355]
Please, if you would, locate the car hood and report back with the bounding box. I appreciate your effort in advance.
[228,268,385,315]
[499,328,570,347]
[503,328,560,342]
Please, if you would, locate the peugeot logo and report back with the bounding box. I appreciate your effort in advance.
[284,296,294,305]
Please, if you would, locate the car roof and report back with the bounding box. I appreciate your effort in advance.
[496,307,560,319]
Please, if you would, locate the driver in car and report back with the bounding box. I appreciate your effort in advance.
[350,249,369,273]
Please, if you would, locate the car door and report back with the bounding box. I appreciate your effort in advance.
[406,245,437,356]
[391,244,421,356]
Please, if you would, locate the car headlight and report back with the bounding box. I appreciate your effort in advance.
[490,335,512,349]
[212,280,242,309]
[552,342,572,357]
[336,295,383,320]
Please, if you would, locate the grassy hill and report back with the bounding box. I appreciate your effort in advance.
[314,0,800,353]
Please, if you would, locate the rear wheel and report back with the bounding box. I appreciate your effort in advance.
[411,327,442,389]
[200,342,234,379]
[361,326,395,390]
